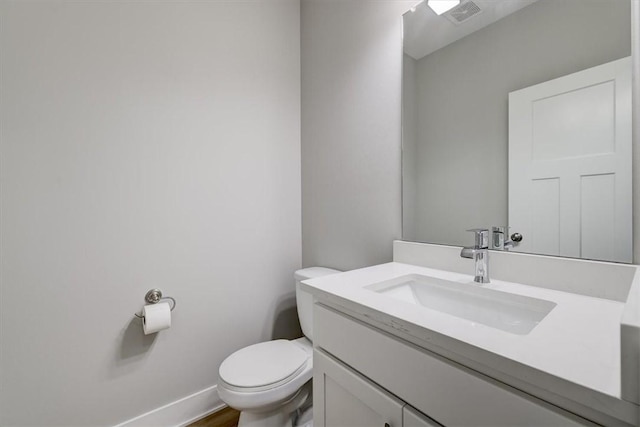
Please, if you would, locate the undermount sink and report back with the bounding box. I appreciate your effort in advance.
[366,274,556,335]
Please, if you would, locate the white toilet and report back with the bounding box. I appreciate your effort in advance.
[218,267,340,427]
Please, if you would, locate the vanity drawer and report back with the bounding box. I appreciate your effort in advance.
[313,303,595,427]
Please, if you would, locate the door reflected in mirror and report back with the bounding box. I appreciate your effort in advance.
[402,0,633,262]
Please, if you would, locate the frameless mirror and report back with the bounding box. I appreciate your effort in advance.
[402,0,633,262]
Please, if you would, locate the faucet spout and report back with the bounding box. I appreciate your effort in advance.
[460,247,476,259]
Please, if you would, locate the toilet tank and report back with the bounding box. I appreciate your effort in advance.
[295,267,340,341]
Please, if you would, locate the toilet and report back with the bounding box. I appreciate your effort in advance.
[218,267,340,427]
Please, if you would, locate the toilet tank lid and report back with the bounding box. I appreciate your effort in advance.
[294,267,340,281]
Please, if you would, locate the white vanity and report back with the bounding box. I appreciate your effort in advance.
[301,241,640,427]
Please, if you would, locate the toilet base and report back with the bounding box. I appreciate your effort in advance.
[294,406,313,427]
[237,382,311,427]
[238,409,293,427]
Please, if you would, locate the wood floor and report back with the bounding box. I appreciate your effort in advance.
[189,407,240,427]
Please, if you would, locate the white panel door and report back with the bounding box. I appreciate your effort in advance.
[313,349,404,427]
[509,57,632,262]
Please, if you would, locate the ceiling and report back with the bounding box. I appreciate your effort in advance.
[404,0,540,60]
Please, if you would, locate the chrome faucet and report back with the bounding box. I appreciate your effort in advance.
[460,229,490,283]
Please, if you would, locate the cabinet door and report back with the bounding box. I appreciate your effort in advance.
[313,349,404,427]
[403,406,442,427]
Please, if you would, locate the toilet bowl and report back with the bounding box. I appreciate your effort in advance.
[217,267,340,427]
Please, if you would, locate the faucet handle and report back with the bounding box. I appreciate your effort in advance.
[466,228,489,249]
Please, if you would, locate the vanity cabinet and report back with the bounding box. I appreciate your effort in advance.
[314,348,440,427]
[313,303,596,427]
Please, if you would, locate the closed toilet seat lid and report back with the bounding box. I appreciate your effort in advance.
[219,340,309,390]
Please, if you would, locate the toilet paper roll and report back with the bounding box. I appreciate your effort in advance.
[142,302,171,335]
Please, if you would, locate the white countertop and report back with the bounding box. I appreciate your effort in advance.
[302,261,639,425]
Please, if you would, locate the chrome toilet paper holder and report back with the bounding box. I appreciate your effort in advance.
[134,289,176,318]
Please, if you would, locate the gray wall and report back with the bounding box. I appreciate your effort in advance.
[402,54,419,240]
[634,0,640,264]
[0,1,301,425]
[404,0,632,247]
[301,0,411,271]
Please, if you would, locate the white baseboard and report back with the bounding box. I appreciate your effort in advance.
[114,385,225,427]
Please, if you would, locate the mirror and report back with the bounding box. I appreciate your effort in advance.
[402,0,633,262]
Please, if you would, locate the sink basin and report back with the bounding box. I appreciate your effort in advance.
[366,274,556,335]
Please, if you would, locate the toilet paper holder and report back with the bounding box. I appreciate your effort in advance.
[134,289,176,319]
